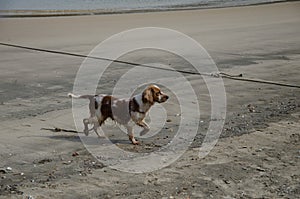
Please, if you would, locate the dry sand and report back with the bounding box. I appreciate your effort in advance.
[0,2,300,198]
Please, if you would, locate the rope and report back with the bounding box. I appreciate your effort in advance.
[220,72,300,89]
[1,42,299,89]
[0,42,208,76]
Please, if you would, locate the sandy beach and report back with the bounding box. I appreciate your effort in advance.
[0,2,300,198]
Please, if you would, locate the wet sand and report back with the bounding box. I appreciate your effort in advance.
[0,2,300,198]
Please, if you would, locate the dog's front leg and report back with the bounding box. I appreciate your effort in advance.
[125,125,139,145]
[138,121,150,136]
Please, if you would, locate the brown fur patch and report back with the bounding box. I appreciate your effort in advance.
[142,87,154,104]
[100,96,113,121]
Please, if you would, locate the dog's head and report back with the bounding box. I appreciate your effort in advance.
[142,85,169,105]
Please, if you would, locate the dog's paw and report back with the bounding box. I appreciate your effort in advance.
[129,137,140,145]
[132,140,140,145]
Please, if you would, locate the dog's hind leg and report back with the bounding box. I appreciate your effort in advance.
[83,118,91,136]
[91,122,102,138]
[83,117,97,136]
[83,117,103,138]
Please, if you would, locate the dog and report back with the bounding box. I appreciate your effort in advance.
[68,85,169,145]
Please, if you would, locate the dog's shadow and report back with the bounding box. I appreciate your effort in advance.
[47,134,82,143]
[46,133,132,146]
[80,136,132,146]
[42,127,136,146]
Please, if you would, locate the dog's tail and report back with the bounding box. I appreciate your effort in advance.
[68,93,94,100]
[68,93,98,116]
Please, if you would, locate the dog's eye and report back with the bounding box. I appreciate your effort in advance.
[156,93,160,96]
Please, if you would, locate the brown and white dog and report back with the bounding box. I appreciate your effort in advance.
[68,85,169,145]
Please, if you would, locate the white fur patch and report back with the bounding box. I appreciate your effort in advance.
[158,95,162,102]
[134,94,143,111]
[112,100,118,107]
[95,95,104,104]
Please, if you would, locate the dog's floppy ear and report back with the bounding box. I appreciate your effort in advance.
[142,87,154,104]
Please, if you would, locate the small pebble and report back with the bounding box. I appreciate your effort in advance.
[72,152,79,157]
[6,167,12,171]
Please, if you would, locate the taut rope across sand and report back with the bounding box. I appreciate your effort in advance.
[1,42,299,89]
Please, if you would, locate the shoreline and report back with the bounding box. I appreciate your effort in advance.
[0,0,294,18]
